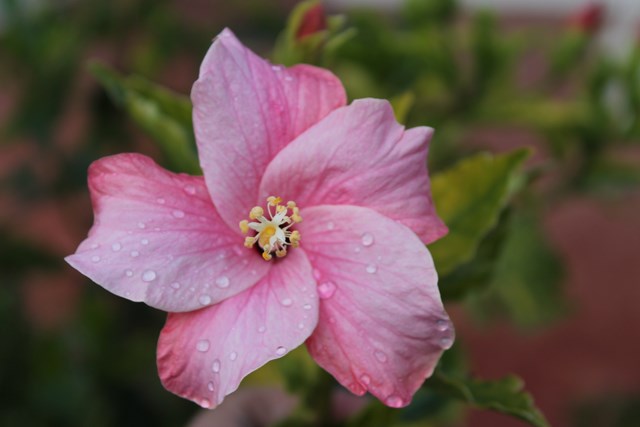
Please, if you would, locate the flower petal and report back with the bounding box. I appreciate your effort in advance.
[260,98,447,244]
[65,154,269,312]
[157,249,319,409]
[192,28,346,232]
[298,205,454,407]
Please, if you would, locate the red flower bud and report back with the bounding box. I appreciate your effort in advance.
[568,3,605,34]
[296,3,327,40]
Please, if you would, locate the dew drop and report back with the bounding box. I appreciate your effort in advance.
[215,276,230,288]
[130,250,139,258]
[172,210,185,218]
[312,269,322,280]
[142,270,157,282]
[354,246,361,253]
[303,303,312,310]
[361,232,374,247]
[90,243,99,249]
[374,350,388,363]
[212,359,221,373]
[436,319,449,331]
[207,382,214,392]
[196,339,210,352]
[258,325,266,333]
[326,221,335,230]
[199,295,212,305]
[229,351,238,361]
[440,337,453,349]
[318,281,337,299]
[91,255,101,263]
[156,197,165,204]
[284,75,293,82]
[281,298,293,307]
[366,263,378,274]
[111,242,122,252]
[141,238,149,245]
[275,346,287,356]
[385,395,403,408]
[360,374,371,385]
[171,282,181,289]
[125,269,133,277]
[137,222,146,229]
[201,398,211,409]
[184,185,196,195]
[297,322,304,329]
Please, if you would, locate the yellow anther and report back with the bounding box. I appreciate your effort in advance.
[291,207,302,223]
[267,196,282,206]
[244,236,256,248]
[239,220,249,234]
[276,205,287,214]
[287,201,296,209]
[289,230,301,248]
[249,206,264,220]
[262,251,273,261]
[275,248,287,258]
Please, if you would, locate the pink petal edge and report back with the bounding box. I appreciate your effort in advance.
[192,28,347,234]
[65,153,269,312]
[157,249,319,409]
[298,204,454,407]
[259,98,447,245]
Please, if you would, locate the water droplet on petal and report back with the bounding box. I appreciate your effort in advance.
[440,337,453,349]
[207,382,214,392]
[171,282,181,289]
[275,346,287,356]
[212,359,221,373]
[326,221,335,230]
[91,255,101,263]
[142,270,157,282]
[172,210,185,218]
[229,351,238,361]
[258,326,266,333]
[284,75,293,82]
[313,269,322,280]
[436,319,449,331]
[354,246,361,253]
[215,276,230,288]
[125,269,133,277]
[199,295,212,305]
[156,197,165,204]
[141,238,149,245]
[303,303,312,310]
[201,398,211,409]
[361,233,374,246]
[138,222,146,229]
[297,322,304,329]
[385,395,403,408]
[111,242,122,252]
[196,339,210,352]
[184,185,196,195]
[130,250,139,258]
[318,281,337,299]
[90,243,99,249]
[374,350,388,363]
[366,263,377,274]
[360,374,371,385]
[281,298,293,307]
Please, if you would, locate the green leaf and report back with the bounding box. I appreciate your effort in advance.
[472,208,565,327]
[427,369,549,427]
[429,149,530,276]
[390,91,415,124]
[88,62,200,175]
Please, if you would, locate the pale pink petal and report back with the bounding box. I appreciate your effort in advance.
[260,99,447,244]
[157,249,319,409]
[192,28,346,232]
[65,154,269,312]
[298,205,454,407]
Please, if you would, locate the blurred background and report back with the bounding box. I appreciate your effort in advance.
[1,0,639,426]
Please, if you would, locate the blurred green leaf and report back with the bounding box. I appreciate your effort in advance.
[89,62,200,175]
[390,91,415,124]
[429,149,530,276]
[474,209,565,327]
[427,368,549,427]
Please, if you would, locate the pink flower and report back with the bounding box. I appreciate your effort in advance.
[66,29,453,409]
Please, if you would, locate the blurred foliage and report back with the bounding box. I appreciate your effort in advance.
[1,0,639,426]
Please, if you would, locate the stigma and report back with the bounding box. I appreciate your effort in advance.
[239,196,302,261]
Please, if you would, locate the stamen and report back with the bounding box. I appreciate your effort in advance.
[241,196,302,261]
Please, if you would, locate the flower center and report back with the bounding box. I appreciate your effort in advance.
[239,196,301,261]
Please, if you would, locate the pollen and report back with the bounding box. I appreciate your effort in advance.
[241,196,302,261]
